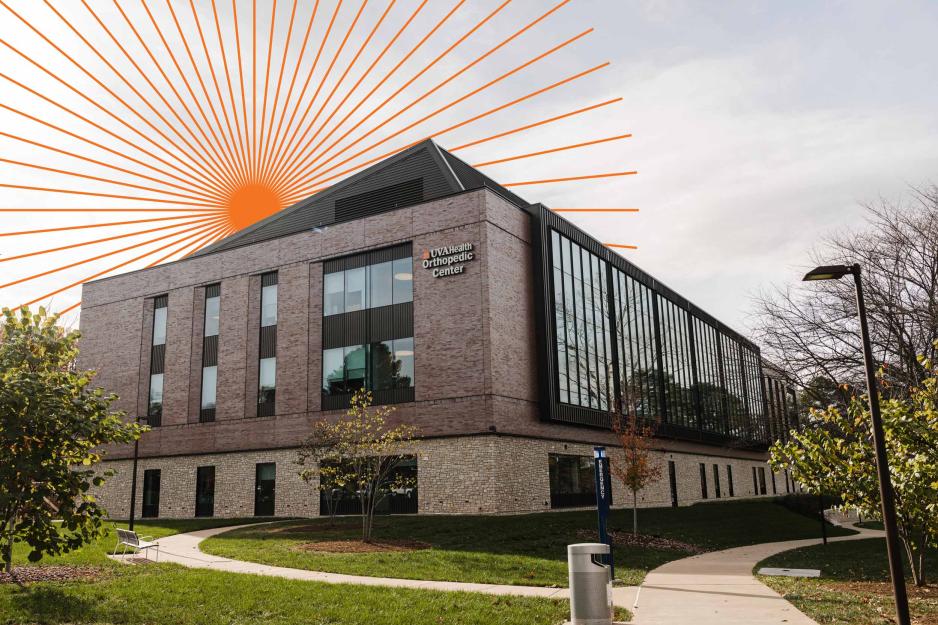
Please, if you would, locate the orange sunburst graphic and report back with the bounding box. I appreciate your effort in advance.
[0,0,638,323]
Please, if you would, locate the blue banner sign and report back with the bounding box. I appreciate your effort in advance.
[593,446,614,579]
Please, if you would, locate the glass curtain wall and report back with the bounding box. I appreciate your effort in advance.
[550,228,767,445]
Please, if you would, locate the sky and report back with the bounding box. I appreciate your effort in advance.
[1,0,936,336]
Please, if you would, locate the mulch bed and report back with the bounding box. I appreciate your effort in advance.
[576,529,706,554]
[293,538,431,553]
[0,565,104,585]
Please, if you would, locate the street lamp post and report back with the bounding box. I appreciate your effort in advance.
[803,263,910,625]
[128,415,144,532]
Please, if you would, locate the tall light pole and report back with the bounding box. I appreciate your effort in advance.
[128,415,145,531]
[803,263,910,625]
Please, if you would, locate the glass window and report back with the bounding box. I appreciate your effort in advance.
[201,366,217,409]
[394,337,414,389]
[345,267,367,312]
[393,257,413,304]
[152,306,167,346]
[370,340,396,390]
[195,466,215,517]
[548,454,595,509]
[204,294,220,337]
[324,271,345,316]
[344,345,367,391]
[259,357,276,394]
[369,261,393,309]
[142,469,160,518]
[148,373,163,420]
[261,284,277,327]
[323,347,345,394]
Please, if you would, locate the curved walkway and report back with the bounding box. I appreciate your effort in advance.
[116,523,640,607]
[114,519,883,624]
[631,520,883,625]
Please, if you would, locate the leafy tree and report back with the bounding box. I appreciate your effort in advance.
[297,389,418,542]
[769,347,938,586]
[0,307,142,574]
[610,401,662,534]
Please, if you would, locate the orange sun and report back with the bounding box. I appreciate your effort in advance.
[224,183,283,231]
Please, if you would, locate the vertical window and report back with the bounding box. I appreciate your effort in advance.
[258,273,277,417]
[369,261,393,308]
[758,467,767,495]
[322,245,414,408]
[142,469,160,518]
[699,463,708,499]
[727,465,734,497]
[785,469,791,494]
[324,272,345,315]
[712,464,721,498]
[345,266,366,312]
[200,284,220,423]
[771,470,777,494]
[147,295,168,426]
[195,466,215,517]
[752,466,759,494]
[254,463,276,516]
[392,257,413,304]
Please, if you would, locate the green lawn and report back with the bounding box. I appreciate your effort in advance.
[758,538,938,625]
[202,500,855,587]
[0,520,569,625]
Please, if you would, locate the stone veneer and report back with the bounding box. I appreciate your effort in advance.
[92,434,790,520]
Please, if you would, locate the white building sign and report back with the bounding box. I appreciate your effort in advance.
[421,242,475,278]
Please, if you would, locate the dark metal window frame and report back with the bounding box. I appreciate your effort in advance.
[321,243,415,411]
[727,464,735,497]
[529,204,770,448]
[146,295,168,427]
[699,462,708,499]
[200,284,220,423]
[142,469,160,518]
[257,272,278,417]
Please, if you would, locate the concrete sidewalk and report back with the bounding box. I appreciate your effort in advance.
[630,522,883,625]
[111,523,639,608]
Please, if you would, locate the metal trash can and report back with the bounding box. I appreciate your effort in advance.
[567,543,613,625]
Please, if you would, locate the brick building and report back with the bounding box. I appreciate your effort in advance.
[80,140,799,520]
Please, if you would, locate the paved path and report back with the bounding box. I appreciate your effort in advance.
[113,523,639,608]
[630,521,883,625]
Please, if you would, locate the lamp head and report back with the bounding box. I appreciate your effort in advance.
[802,264,854,282]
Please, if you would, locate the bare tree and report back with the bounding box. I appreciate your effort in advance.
[753,186,938,407]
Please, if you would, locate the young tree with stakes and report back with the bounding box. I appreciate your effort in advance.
[0,307,142,575]
[297,388,418,542]
[610,384,662,535]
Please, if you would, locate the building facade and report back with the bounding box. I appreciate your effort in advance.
[81,140,799,520]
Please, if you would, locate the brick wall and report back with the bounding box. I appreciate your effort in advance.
[92,434,783,519]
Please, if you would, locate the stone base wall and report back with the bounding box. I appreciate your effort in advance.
[92,435,792,520]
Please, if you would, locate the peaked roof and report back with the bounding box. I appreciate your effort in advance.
[197,139,529,256]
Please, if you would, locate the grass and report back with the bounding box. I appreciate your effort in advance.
[202,499,855,587]
[758,538,938,625]
[0,520,569,625]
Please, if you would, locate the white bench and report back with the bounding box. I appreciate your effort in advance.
[113,528,160,561]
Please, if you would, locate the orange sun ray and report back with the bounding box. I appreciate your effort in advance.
[279,18,590,197]
[552,208,640,213]
[270,0,505,192]
[471,134,632,167]
[0,215,224,265]
[210,0,252,188]
[0,2,236,197]
[267,0,462,191]
[15,219,228,311]
[0,213,220,237]
[42,0,233,190]
[2,217,226,290]
[503,171,637,187]
[269,0,367,194]
[282,62,610,202]
[450,98,623,151]
[0,71,232,200]
[267,0,392,195]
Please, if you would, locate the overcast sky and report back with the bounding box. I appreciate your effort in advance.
[1,0,936,335]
